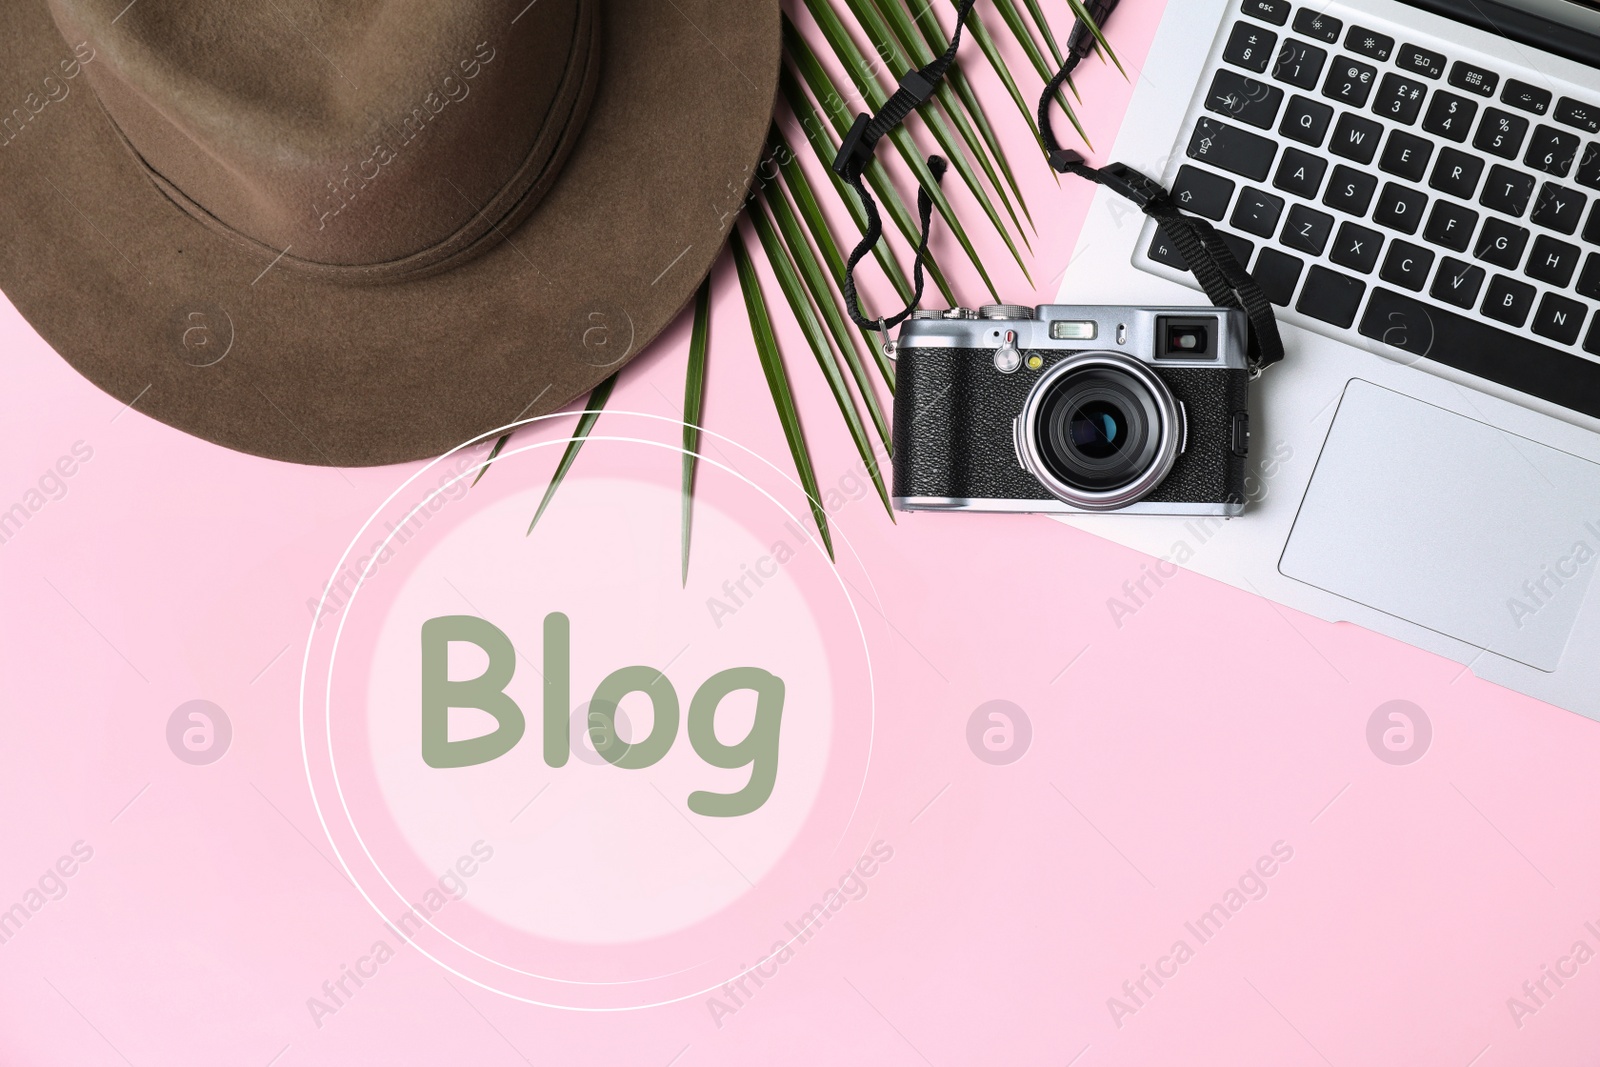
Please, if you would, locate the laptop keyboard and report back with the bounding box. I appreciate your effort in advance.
[1144,0,1600,421]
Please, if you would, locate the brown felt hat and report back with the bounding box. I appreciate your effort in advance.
[0,0,779,465]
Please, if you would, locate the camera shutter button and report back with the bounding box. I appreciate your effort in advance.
[994,330,1023,374]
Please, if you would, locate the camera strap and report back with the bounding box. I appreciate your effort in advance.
[1036,54,1285,375]
[831,0,980,340]
[830,1,1285,376]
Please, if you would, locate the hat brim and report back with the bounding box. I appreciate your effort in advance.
[0,0,779,466]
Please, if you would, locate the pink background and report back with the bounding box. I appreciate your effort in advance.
[5,1,1600,1063]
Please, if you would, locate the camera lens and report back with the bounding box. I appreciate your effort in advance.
[1066,400,1125,459]
[1018,354,1183,510]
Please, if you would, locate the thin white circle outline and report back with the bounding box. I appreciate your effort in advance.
[321,433,870,999]
[300,412,879,1010]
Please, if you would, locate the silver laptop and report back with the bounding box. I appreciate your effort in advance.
[1059,0,1600,718]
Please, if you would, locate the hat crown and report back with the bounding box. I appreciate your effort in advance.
[48,0,598,280]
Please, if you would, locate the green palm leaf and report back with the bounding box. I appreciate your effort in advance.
[842,0,1033,247]
[526,375,616,535]
[1022,0,1066,67]
[782,28,962,307]
[765,130,892,452]
[681,278,710,586]
[962,1,1091,150]
[800,0,1028,289]
[867,0,1034,229]
[731,230,834,558]
[750,195,893,517]
[471,431,511,487]
[770,121,899,390]
[777,64,919,311]
[1065,0,1127,77]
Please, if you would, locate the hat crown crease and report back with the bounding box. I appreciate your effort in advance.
[46,0,599,282]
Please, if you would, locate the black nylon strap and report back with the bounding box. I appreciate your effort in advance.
[832,0,979,333]
[830,0,1284,373]
[1038,54,1284,373]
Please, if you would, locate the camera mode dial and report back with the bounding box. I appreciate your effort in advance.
[979,304,1034,320]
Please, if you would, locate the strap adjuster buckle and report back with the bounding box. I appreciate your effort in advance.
[1096,162,1167,209]
[832,113,875,179]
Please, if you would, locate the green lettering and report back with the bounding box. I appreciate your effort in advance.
[687,668,784,816]
[419,616,525,768]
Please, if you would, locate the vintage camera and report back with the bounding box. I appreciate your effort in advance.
[893,304,1251,515]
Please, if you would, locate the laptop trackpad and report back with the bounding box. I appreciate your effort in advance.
[1280,380,1600,672]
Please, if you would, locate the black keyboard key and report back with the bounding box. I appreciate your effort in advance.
[1331,221,1385,273]
[1374,182,1428,234]
[1148,229,1256,272]
[1273,147,1328,197]
[1324,57,1378,108]
[1323,165,1379,215]
[1577,252,1600,298]
[1448,61,1499,98]
[1318,56,1382,110]
[1480,165,1536,216]
[1525,125,1581,177]
[1224,22,1279,74]
[1584,203,1600,245]
[1397,44,1446,80]
[1219,231,1256,267]
[1297,265,1367,326]
[1281,95,1335,146]
[1362,287,1600,418]
[1345,26,1394,62]
[1330,112,1383,164]
[1503,79,1553,116]
[1380,131,1434,182]
[1282,203,1335,254]
[1206,69,1285,130]
[1421,91,1478,143]
[1293,10,1341,44]
[1525,235,1582,286]
[1555,97,1600,135]
[1533,293,1586,345]
[1431,258,1486,307]
[1577,144,1600,191]
[1232,186,1286,236]
[1273,39,1328,90]
[1243,0,1291,26]
[1530,183,1587,235]
[1474,108,1530,159]
[1188,117,1278,181]
[1379,240,1435,291]
[1374,73,1429,125]
[1483,274,1537,326]
[1430,147,1484,198]
[1252,247,1306,305]
[1424,200,1478,251]
[1172,165,1236,220]
[1475,217,1530,268]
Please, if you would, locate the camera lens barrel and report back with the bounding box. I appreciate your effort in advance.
[1015,352,1185,510]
